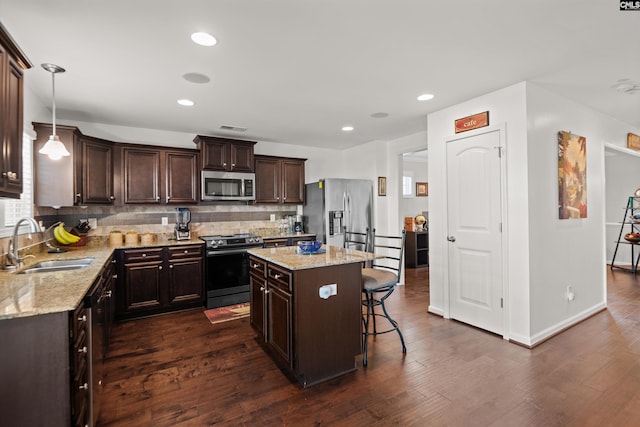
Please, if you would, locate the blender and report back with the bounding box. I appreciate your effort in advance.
[175,207,191,240]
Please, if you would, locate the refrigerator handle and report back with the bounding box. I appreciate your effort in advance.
[345,192,351,232]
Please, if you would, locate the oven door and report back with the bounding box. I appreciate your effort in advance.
[204,250,252,308]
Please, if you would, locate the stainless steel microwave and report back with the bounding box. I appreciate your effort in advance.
[201,171,256,201]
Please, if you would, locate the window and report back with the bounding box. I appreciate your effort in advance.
[0,134,33,237]
[403,175,413,197]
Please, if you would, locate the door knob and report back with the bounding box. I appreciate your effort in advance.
[447,236,456,242]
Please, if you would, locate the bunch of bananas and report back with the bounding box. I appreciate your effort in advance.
[53,223,81,245]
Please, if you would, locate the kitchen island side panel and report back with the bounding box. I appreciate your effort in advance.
[293,263,362,386]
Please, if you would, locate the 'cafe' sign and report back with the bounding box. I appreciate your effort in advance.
[454,111,489,134]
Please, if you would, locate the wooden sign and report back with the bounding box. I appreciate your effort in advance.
[455,111,489,134]
[628,133,640,151]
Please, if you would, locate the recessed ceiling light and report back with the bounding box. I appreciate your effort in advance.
[191,32,217,47]
[182,72,211,84]
[342,126,354,132]
[177,99,195,106]
[417,93,435,101]
[371,112,389,118]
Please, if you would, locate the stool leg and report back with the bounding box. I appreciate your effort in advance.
[379,290,406,353]
[362,291,374,367]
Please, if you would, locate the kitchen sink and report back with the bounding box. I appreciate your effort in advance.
[18,257,95,274]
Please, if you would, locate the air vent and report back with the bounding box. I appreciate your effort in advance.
[219,125,248,132]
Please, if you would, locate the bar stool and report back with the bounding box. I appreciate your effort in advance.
[361,230,406,366]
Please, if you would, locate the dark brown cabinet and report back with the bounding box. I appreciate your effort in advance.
[78,135,115,204]
[194,135,256,172]
[250,256,293,367]
[116,244,204,320]
[0,23,31,198]
[249,255,362,387]
[405,230,429,268]
[122,145,198,205]
[34,123,116,206]
[262,234,316,248]
[254,155,306,204]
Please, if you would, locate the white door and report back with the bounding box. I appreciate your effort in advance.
[446,128,503,335]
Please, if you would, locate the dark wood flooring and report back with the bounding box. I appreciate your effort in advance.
[99,267,640,426]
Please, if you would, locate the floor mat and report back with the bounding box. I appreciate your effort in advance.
[204,303,250,324]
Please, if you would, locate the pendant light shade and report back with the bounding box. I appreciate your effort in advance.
[39,63,70,160]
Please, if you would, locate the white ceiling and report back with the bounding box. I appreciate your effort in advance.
[2,1,639,150]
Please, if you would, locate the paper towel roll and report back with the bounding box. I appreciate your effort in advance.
[319,286,331,299]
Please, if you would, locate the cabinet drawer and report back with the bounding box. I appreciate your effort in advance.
[71,305,88,339]
[249,256,266,276]
[267,264,292,292]
[263,238,288,248]
[168,245,203,259]
[122,247,163,263]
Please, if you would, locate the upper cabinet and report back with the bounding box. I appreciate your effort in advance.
[193,135,255,172]
[34,123,115,206]
[121,144,198,205]
[254,155,306,204]
[0,23,32,198]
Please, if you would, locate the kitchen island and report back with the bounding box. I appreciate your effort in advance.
[247,245,376,387]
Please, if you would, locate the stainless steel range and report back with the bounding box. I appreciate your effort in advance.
[200,233,264,309]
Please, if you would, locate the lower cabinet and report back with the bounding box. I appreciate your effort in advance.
[262,234,316,248]
[115,244,204,320]
[0,256,116,427]
[249,255,361,387]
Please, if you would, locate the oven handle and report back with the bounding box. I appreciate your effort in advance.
[206,247,261,256]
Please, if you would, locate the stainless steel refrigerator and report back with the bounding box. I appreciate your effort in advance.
[303,179,373,247]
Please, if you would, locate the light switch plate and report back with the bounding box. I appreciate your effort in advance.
[161,217,168,225]
[88,218,97,229]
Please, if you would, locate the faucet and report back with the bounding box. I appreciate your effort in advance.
[6,217,42,269]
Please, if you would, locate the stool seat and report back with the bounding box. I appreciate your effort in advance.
[362,268,397,290]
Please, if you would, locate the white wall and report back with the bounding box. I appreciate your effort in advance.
[428,81,633,346]
[400,157,429,223]
[428,82,531,339]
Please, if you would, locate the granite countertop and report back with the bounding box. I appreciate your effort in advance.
[0,237,204,321]
[247,245,377,271]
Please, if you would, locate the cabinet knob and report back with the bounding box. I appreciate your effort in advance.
[6,171,17,180]
[156,196,160,201]
[231,163,236,168]
[109,195,115,200]
[169,264,174,269]
[77,315,87,322]
[112,274,118,279]
[78,346,88,354]
[252,263,259,268]
[223,162,227,167]
[259,286,265,292]
[111,259,117,264]
[184,250,188,254]
[447,236,456,242]
[142,253,146,257]
[274,273,282,279]
[167,196,170,203]
[105,290,112,298]
[79,383,89,390]
[159,265,163,270]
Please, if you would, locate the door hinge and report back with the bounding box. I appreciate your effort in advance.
[494,146,503,158]
[500,297,503,308]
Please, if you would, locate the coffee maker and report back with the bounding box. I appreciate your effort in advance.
[175,207,191,240]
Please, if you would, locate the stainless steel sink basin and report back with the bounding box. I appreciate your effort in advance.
[18,257,95,274]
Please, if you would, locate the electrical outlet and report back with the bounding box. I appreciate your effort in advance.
[566,285,575,302]
[88,218,97,229]
[270,214,276,221]
[161,217,168,225]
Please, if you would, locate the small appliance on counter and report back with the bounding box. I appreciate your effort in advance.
[175,207,191,240]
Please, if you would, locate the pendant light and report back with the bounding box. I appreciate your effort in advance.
[39,63,70,160]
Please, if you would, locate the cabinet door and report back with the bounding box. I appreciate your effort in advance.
[0,52,25,197]
[230,143,254,172]
[167,257,204,305]
[267,285,292,368]
[122,261,163,311]
[165,150,198,204]
[123,147,161,203]
[254,156,280,203]
[200,139,229,171]
[82,138,114,204]
[281,159,305,204]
